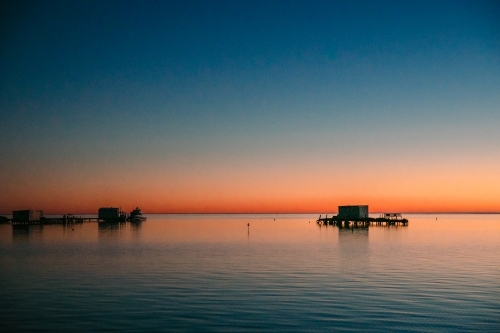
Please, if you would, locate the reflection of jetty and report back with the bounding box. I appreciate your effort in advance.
[317,205,408,227]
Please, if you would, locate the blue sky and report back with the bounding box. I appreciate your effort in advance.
[1,0,499,213]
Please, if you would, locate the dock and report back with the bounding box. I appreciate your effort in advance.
[317,206,408,227]
[10,216,100,226]
[9,216,133,225]
[317,215,408,227]
[8,207,129,225]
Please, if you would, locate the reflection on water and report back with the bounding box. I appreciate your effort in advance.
[83,221,144,242]
[11,224,43,242]
[11,225,30,242]
[129,220,142,230]
[3,220,145,244]
[1,214,499,332]
[98,221,127,241]
[337,226,369,276]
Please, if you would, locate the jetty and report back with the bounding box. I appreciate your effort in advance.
[10,215,100,226]
[8,208,128,226]
[317,205,408,227]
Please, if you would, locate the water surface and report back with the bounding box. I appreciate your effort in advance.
[1,214,499,332]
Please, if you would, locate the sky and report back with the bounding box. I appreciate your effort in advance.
[1,0,499,214]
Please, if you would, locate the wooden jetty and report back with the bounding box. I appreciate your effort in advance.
[317,214,408,227]
[10,216,99,226]
[8,207,129,225]
[317,205,408,227]
[9,216,132,225]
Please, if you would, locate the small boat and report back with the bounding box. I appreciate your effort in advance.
[129,207,147,221]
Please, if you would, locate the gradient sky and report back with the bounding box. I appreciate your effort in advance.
[1,0,499,214]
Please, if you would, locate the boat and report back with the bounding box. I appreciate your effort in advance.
[128,207,147,221]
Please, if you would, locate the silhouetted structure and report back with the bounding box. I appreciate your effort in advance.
[317,205,408,227]
[98,207,126,222]
[12,210,43,222]
[383,213,402,220]
[338,205,368,219]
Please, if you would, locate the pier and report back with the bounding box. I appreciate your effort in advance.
[316,215,408,227]
[7,207,129,225]
[317,205,408,227]
[10,216,99,226]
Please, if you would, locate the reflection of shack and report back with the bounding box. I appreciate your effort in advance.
[338,205,368,219]
[98,220,124,239]
[98,207,125,222]
[12,224,43,240]
[12,210,43,223]
[337,225,369,273]
[338,226,369,237]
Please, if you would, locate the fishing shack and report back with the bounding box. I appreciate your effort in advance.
[337,205,369,219]
[98,207,125,222]
[12,210,43,222]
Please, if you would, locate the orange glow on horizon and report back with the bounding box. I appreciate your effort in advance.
[1,148,499,215]
[2,193,499,215]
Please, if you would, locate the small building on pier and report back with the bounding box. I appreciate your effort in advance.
[98,207,126,222]
[338,205,368,219]
[317,205,408,227]
[12,210,44,222]
[98,207,119,220]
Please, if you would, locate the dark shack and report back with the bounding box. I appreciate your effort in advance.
[337,205,369,219]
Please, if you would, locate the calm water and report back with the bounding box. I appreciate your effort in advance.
[1,214,499,332]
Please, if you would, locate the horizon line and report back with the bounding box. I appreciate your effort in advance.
[2,211,500,215]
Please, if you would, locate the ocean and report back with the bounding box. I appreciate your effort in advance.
[1,214,499,332]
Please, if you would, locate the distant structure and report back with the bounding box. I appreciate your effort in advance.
[337,205,368,219]
[12,210,43,222]
[318,205,408,227]
[98,207,126,222]
[383,213,402,220]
